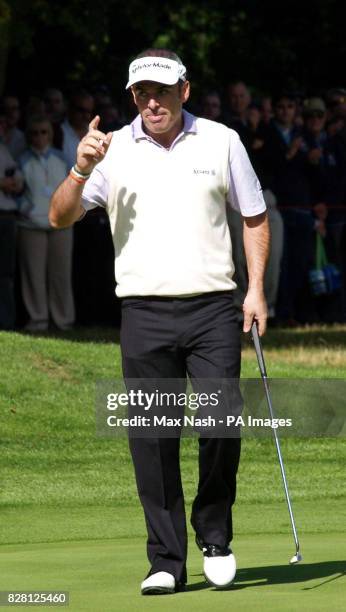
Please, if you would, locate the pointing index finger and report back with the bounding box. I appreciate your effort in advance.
[88,115,100,131]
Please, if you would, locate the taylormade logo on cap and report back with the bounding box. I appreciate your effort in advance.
[132,61,172,74]
[126,56,187,89]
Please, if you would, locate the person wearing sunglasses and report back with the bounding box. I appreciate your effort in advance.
[17,116,75,331]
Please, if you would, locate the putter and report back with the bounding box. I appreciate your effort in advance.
[251,321,302,564]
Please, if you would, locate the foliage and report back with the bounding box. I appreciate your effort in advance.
[2,0,346,100]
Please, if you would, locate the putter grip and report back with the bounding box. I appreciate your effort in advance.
[251,321,267,377]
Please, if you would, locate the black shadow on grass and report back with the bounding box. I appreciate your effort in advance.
[17,327,120,345]
[15,325,346,348]
[184,580,210,592]
[189,561,346,591]
[242,327,346,350]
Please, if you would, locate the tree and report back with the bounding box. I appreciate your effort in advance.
[2,0,346,101]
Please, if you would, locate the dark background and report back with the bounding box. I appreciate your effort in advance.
[2,0,346,328]
[1,0,346,104]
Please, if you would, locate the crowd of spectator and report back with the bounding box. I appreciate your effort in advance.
[200,83,346,325]
[1,82,346,331]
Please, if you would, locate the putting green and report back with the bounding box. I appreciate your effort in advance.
[1,330,345,610]
[0,534,345,611]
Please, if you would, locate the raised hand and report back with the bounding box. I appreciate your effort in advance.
[286,136,303,160]
[76,115,113,174]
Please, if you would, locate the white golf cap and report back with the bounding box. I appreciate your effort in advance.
[126,56,187,89]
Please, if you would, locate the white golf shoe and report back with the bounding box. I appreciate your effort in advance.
[197,537,236,588]
[141,571,176,595]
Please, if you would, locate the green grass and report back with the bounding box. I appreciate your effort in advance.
[0,327,345,610]
[1,535,345,611]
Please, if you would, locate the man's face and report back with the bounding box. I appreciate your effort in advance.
[131,81,190,137]
[28,121,52,152]
[69,96,94,129]
[45,91,65,118]
[202,94,221,120]
[228,84,251,115]
[305,112,326,134]
[275,98,296,126]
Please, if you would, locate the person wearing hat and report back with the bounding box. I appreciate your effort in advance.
[49,48,269,594]
[301,97,346,321]
[325,87,346,123]
[302,97,345,215]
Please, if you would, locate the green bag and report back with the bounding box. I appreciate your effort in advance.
[309,234,341,296]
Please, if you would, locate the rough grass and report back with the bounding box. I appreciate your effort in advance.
[1,326,345,512]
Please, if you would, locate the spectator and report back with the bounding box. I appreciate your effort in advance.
[259,93,316,324]
[226,81,251,122]
[0,105,23,329]
[325,87,346,125]
[246,102,262,134]
[199,91,224,122]
[301,97,345,210]
[225,81,255,151]
[61,89,116,326]
[92,85,123,131]
[44,88,66,124]
[98,101,123,132]
[301,97,346,321]
[102,104,120,129]
[0,94,26,160]
[260,96,273,125]
[227,93,284,322]
[62,90,94,167]
[25,95,46,123]
[92,84,112,108]
[201,83,283,320]
[259,92,309,206]
[291,90,306,128]
[18,116,75,331]
[229,189,283,322]
[44,88,66,149]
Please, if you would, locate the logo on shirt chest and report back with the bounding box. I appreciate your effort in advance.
[193,168,216,176]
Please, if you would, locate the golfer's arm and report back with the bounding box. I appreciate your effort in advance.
[49,176,86,228]
[243,211,270,289]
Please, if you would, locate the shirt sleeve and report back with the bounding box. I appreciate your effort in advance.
[81,161,109,211]
[226,130,267,216]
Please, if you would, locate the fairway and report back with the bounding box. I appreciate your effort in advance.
[0,327,345,611]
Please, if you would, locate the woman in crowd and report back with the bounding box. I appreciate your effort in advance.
[18,115,75,331]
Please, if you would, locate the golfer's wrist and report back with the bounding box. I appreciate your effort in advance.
[247,283,264,292]
[73,164,92,178]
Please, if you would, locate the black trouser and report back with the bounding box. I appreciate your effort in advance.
[120,291,241,584]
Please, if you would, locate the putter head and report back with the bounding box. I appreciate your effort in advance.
[290,552,302,564]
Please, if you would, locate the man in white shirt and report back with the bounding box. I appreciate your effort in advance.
[50,48,269,596]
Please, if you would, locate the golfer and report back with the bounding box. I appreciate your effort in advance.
[49,48,269,595]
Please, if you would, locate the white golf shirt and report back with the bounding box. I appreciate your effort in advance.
[82,110,266,297]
